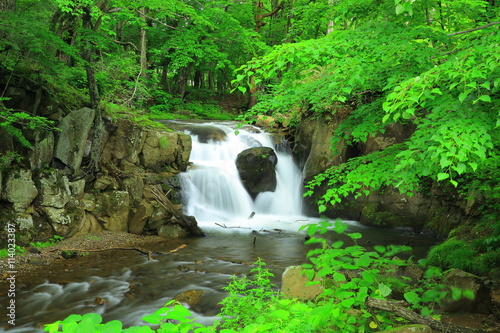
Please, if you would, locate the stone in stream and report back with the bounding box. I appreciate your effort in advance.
[174,289,206,307]
[281,266,323,300]
[235,147,277,199]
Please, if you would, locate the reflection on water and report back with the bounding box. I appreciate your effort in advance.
[1,222,436,332]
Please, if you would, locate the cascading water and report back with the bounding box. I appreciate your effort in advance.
[176,121,306,231]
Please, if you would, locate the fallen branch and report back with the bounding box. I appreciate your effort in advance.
[365,297,488,333]
[52,247,156,260]
[215,223,251,229]
[151,186,205,237]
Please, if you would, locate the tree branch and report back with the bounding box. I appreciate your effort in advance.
[447,21,500,36]
[113,40,139,52]
[136,10,182,31]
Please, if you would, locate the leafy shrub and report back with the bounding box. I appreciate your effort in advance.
[425,238,477,273]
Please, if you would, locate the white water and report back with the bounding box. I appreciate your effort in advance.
[178,121,308,233]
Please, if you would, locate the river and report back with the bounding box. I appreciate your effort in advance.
[1,121,438,332]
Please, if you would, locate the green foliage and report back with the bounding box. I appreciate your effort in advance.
[0,245,25,259]
[29,235,63,249]
[45,221,477,333]
[425,238,478,273]
[0,98,58,149]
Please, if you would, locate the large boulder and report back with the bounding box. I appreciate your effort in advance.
[37,172,71,208]
[54,107,95,173]
[3,169,38,212]
[128,200,154,235]
[281,266,323,300]
[140,130,192,171]
[441,268,491,314]
[235,147,277,199]
[28,132,54,169]
[100,119,146,166]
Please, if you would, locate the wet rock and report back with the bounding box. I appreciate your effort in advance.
[235,147,277,199]
[441,268,491,314]
[128,201,154,235]
[94,191,130,232]
[281,266,323,300]
[174,289,205,307]
[37,172,71,208]
[157,224,188,238]
[29,132,54,169]
[185,125,227,143]
[94,296,108,305]
[54,107,95,173]
[3,169,38,212]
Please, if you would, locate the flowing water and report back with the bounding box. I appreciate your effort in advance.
[1,121,438,332]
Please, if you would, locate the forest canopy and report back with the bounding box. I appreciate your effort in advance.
[0,0,499,212]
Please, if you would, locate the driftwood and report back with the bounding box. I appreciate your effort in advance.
[53,244,188,261]
[215,223,251,229]
[53,247,156,260]
[150,186,205,237]
[365,297,488,333]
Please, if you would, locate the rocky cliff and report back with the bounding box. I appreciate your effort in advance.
[0,83,199,245]
[292,115,481,236]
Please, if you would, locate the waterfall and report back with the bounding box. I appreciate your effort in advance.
[175,121,305,231]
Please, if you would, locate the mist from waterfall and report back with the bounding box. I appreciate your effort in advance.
[177,121,305,231]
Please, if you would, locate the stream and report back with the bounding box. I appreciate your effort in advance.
[1,121,438,332]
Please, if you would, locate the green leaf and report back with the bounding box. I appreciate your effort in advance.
[463,289,475,300]
[378,283,392,297]
[404,291,420,305]
[237,86,247,94]
[478,95,491,102]
[318,204,327,213]
[347,232,362,240]
[437,173,449,181]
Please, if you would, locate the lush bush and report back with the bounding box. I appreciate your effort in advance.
[425,238,477,273]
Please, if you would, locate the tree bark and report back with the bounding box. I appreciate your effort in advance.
[151,186,205,237]
[138,7,149,79]
[365,297,488,333]
[81,6,103,174]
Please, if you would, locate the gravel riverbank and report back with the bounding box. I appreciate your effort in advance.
[0,232,183,290]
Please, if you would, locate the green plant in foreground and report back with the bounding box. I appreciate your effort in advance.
[44,221,475,333]
[0,245,25,258]
[29,235,63,249]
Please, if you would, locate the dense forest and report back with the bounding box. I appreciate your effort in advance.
[1,0,500,332]
[1,0,499,210]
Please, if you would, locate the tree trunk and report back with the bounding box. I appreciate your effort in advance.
[138,7,148,79]
[176,63,192,99]
[82,7,103,174]
[249,0,284,109]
